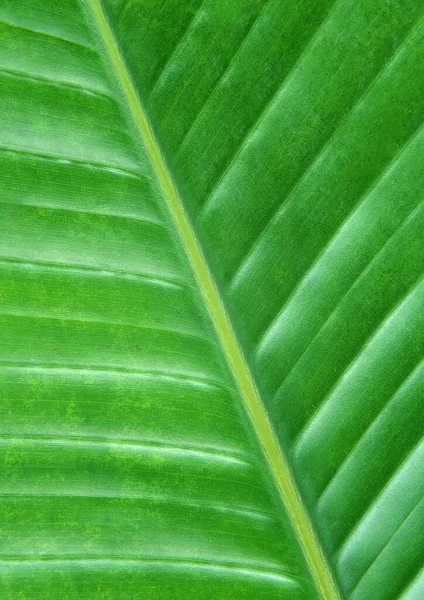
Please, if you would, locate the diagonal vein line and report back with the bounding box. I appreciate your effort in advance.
[0,310,216,346]
[0,433,251,466]
[176,0,326,180]
[157,28,223,127]
[0,145,145,179]
[174,0,272,157]
[0,492,278,522]
[396,561,424,600]
[0,360,235,394]
[0,66,112,101]
[86,1,341,598]
[336,431,424,560]
[197,0,341,222]
[0,256,191,291]
[348,494,424,596]
[259,119,424,390]
[269,191,424,412]
[149,0,209,99]
[318,356,424,506]
[230,15,421,295]
[255,110,424,360]
[116,0,132,24]
[0,199,166,229]
[0,18,96,52]
[293,273,424,455]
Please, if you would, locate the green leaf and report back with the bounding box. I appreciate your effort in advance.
[1,1,422,599]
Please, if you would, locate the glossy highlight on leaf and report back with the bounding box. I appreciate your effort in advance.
[1,1,423,599]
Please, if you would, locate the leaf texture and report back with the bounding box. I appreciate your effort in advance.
[0,0,323,598]
[99,0,424,599]
[2,1,423,599]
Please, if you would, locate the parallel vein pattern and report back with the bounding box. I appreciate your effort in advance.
[102,0,424,598]
[0,0,319,598]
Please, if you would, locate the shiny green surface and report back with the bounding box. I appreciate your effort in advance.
[101,0,424,599]
[1,0,423,599]
[0,1,319,598]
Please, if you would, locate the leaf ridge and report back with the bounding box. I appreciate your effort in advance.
[196,0,340,222]
[0,200,166,228]
[0,492,278,522]
[0,311,216,346]
[257,110,424,366]
[174,0,272,158]
[230,18,423,297]
[0,433,251,466]
[267,195,424,408]
[0,145,144,179]
[349,495,424,596]
[294,275,424,454]
[149,0,209,99]
[0,66,111,100]
[0,556,305,585]
[0,257,191,291]
[86,1,341,598]
[336,429,424,558]
[318,356,424,507]
[0,17,96,52]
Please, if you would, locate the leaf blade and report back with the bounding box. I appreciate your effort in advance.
[0,0,321,597]
[86,1,339,596]
[100,0,424,598]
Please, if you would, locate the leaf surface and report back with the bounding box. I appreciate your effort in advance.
[2,1,424,599]
[0,0,321,598]
[101,1,424,599]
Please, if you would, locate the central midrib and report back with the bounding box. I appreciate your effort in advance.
[86,1,341,598]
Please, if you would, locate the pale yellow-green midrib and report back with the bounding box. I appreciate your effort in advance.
[87,1,340,598]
